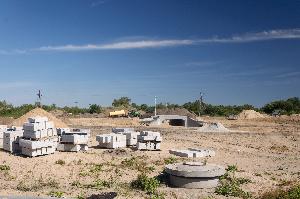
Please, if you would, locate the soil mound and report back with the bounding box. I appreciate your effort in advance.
[11,108,68,128]
[238,110,265,120]
[198,122,230,133]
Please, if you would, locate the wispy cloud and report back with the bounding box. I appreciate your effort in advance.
[90,0,107,7]
[274,71,300,78]
[0,81,34,89]
[1,28,299,54]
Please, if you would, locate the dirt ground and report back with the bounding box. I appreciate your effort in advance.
[0,116,300,199]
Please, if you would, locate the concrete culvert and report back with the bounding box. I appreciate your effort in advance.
[165,162,225,189]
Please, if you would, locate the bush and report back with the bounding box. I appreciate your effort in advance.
[0,165,10,171]
[215,165,251,199]
[131,174,160,194]
[55,160,65,165]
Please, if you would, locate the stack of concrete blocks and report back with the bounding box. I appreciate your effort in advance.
[0,125,7,149]
[112,128,140,146]
[136,131,162,151]
[19,117,58,157]
[57,129,89,152]
[3,126,24,153]
[96,133,127,149]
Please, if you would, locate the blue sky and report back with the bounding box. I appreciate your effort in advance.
[0,0,299,107]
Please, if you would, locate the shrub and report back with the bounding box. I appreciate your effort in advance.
[164,157,177,165]
[215,165,251,199]
[55,160,65,165]
[0,165,10,171]
[131,174,160,194]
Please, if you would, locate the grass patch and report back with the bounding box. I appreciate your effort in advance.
[55,160,65,165]
[17,177,59,192]
[48,191,64,198]
[164,156,178,165]
[0,164,10,171]
[89,164,103,173]
[121,156,149,172]
[259,184,300,199]
[215,165,251,199]
[131,174,160,194]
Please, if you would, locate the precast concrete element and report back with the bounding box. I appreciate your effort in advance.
[3,129,23,153]
[57,128,70,136]
[112,128,134,133]
[165,162,225,188]
[19,138,57,149]
[20,117,59,157]
[28,116,49,123]
[0,125,7,149]
[57,143,88,152]
[61,134,88,144]
[169,148,215,158]
[137,142,161,150]
[23,128,57,140]
[114,130,140,146]
[22,146,55,157]
[96,133,126,149]
[136,131,162,151]
[140,115,202,127]
[70,128,91,137]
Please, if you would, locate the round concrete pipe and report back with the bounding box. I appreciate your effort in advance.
[169,175,220,188]
[165,162,225,189]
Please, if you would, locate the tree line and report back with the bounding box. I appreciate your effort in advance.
[0,97,299,118]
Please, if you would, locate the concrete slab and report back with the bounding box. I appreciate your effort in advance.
[61,134,89,144]
[57,143,88,152]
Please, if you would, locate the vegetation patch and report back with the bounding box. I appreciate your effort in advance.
[55,160,65,165]
[259,184,300,199]
[164,156,178,165]
[48,191,64,198]
[215,165,251,199]
[0,164,10,171]
[131,174,160,194]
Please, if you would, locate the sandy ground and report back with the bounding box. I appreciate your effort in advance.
[0,116,300,199]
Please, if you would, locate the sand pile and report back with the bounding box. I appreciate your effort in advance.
[238,110,265,120]
[198,122,230,133]
[10,108,68,128]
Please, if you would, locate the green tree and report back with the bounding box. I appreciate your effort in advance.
[88,104,102,114]
[112,97,131,108]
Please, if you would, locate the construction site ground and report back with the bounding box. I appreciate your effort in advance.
[0,116,300,198]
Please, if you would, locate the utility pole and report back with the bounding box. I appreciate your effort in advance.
[199,92,203,117]
[154,96,157,116]
[36,90,42,107]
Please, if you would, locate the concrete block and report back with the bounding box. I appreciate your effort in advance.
[57,128,70,135]
[21,146,55,157]
[136,142,160,150]
[96,133,126,149]
[61,134,88,144]
[0,125,7,131]
[3,141,21,153]
[19,139,56,149]
[23,122,45,132]
[140,131,161,137]
[112,128,134,133]
[4,131,23,142]
[28,116,48,123]
[57,143,88,152]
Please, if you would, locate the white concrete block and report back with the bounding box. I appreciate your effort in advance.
[136,141,160,151]
[61,134,88,144]
[28,116,48,123]
[19,139,56,149]
[96,133,126,149]
[57,128,70,135]
[23,122,45,131]
[0,125,7,131]
[57,143,88,152]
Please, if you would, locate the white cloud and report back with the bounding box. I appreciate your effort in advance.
[1,28,300,54]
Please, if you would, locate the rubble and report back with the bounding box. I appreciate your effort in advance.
[197,122,230,133]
